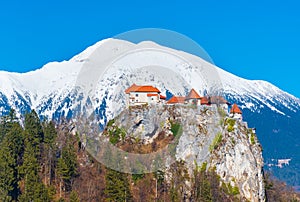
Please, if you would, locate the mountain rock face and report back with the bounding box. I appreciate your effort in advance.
[105,104,265,201]
[0,38,299,186]
[210,118,265,201]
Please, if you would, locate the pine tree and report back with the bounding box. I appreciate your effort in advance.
[43,121,56,146]
[24,110,44,156]
[42,121,57,185]
[69,190,80,202]
[8,109,17,123]
[0,122,23,201]
[0,109,17,143]
[57,138,78,196]
[104,168,132,202]
[193,166,212,202]
[19,141,50,201]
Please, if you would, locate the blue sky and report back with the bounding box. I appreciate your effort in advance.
[0,0,300,97]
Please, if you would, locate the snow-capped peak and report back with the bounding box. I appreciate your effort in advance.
[0,38,299,119]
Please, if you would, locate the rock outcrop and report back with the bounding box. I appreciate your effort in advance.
[104,104,265,201]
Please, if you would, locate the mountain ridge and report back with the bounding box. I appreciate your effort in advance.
[0,38,298,116]
[0,38,300,186]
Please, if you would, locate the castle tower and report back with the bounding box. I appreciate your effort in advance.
[230,103,242,120]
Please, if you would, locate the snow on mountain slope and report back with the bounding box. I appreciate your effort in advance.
[0,38,299,121]
[1,38,299,186]
[0,61,80,117]
[217,67,300,115]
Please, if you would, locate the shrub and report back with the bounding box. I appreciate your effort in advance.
[209,132,223,152]
[226,118,236,127]
[247,128,256,145]
[227,125,234,132]
[108,126,127,145]
[171,122,182,137]
[160,121,164,128]
[250,133,255,145]
[231,186,240,196]
[109,132,120,145]
[201,162,207,172]
[132,173,145,182]
[222,182,240,196]
[107,119,115,127]
[226,118,236,132]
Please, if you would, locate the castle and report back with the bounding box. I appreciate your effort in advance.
[125,84,242,119]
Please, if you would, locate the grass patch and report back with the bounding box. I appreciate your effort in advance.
[132,173,145,182]
[168,124,183,156]
[248,128,256,145]
[160,121,165,128]
[200,162,207,172]
[222,182,240,196]
[209,132,223,152]
[108,126,126,145]
[171,122,183,137]
[250,133,255,145]
[107,119,115,127]
[225,118,236,132]
[227,125,234,132]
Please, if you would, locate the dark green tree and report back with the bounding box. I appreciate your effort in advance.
[104,169,132,201]
[43,121,56,146]
[57,139,78,196]
[0,109,17,143]
[42,121,57,185]
[24,110,44,156]
[69,190,80,202]
[8,109,17,123]
[0,122,23,201]
[193,167,212,202]
[103,145,132,201]
[104,169,132,202]
[19,141,50,201]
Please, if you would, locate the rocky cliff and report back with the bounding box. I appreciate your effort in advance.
[99,103,265,201]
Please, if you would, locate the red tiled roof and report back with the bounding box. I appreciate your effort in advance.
[166,96,186,104]
[136,86,160,93]
[186,89,201,100]
[147,94,158,97]
[230,103,242,114]
[125,84,160,93]
[160,95,166,100]
[201,97,210,105]
[125,84,139,94]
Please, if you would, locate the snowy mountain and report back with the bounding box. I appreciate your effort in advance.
[0,38,300,185]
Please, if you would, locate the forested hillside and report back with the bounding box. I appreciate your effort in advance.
[0,109,299,201]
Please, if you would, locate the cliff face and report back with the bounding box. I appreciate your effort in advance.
[107,104,265,201]
[210,122,265,201]
[173,105,265,201]
[209,115,265,201]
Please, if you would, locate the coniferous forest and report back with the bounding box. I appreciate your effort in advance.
[0,109,299,201]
